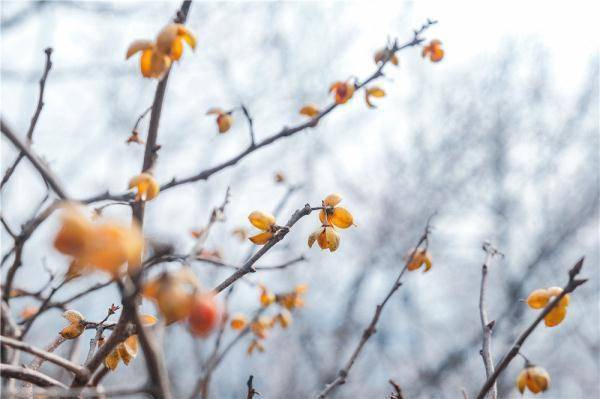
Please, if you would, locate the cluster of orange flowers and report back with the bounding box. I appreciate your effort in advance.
[53,204,144,277]
[126,23,196,79]
[516,364,550,394]
[142,269,220,336]
[526,286,570,327]
[308,194,354,252]
[229,284,307,355]
[297,40,443,122]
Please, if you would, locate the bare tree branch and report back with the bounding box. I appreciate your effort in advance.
[1,47,53,189]
[316,217,434,398]
[0,335,89,379]
[474,257,588,399]
[478,242,502,399]
[0,364,67,388]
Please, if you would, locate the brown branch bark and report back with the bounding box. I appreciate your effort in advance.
[0,364,68,389]
[474,257,587,399]
[1,47,53,189]
[0,335,89,380]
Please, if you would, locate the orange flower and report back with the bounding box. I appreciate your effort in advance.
[364,86,386,109]
[308,225,340,252]
[126,23,196,79]
[259,284,276,307]
[329,81,355,104]
[277,285,307,310]
[248,211,277,245]
[422,39,444,62]
[405,249,433,272]
[105,314,156,370]
[374,48,399,66]
[526,286,570,327]
[143,269,199,324]
[53,205,144,276]
[206,108,233,133]
[517,365,550,394]
[230,314,248,330]
[126,131,144,145]
[155,23,196,61]
[129,172,160,202]
[126,40,171,79]
[59,309,85,339]
[319,194,354,229]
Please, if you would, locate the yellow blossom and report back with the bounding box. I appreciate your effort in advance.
[126,24,196,79]
[230,314,248,330]
[59,309,85,339]
[526,286,570,327]
[319,193,354,229]
[53,205,144,276]
[143,270,199,324]
[422,39,444,62]
[206,108,233,133]
[308,225,340,252]
[129,172,160,202]
[405,249,433,272]
[259,284,276,307]
[155,23,196,61]
[517,365,550,394]
[248,211,277,245]
[329,81,355,104]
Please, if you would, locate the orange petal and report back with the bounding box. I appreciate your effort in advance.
[170,37,183,61]
[323,193,342,207]
[126,40,154,59]
[177,25,197,49]
[300,104,320,117]
[140,49,154,78]
[526,289,550,309]
[330,207,353,229]
[217,114,233,133]
[248,211,276,230]
[249,231,273,245]
[544,306,567,327]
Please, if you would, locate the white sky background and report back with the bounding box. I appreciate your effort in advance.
[1,1,599,398]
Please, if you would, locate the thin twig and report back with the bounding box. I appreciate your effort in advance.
[0,120,68,199]
[246,375,259,399]
[316,217,434,399]
[1,47,53,189]
[478,241,501,399]
[0,364,67,388]
[241,105,256,147]
[474,257,587,399]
